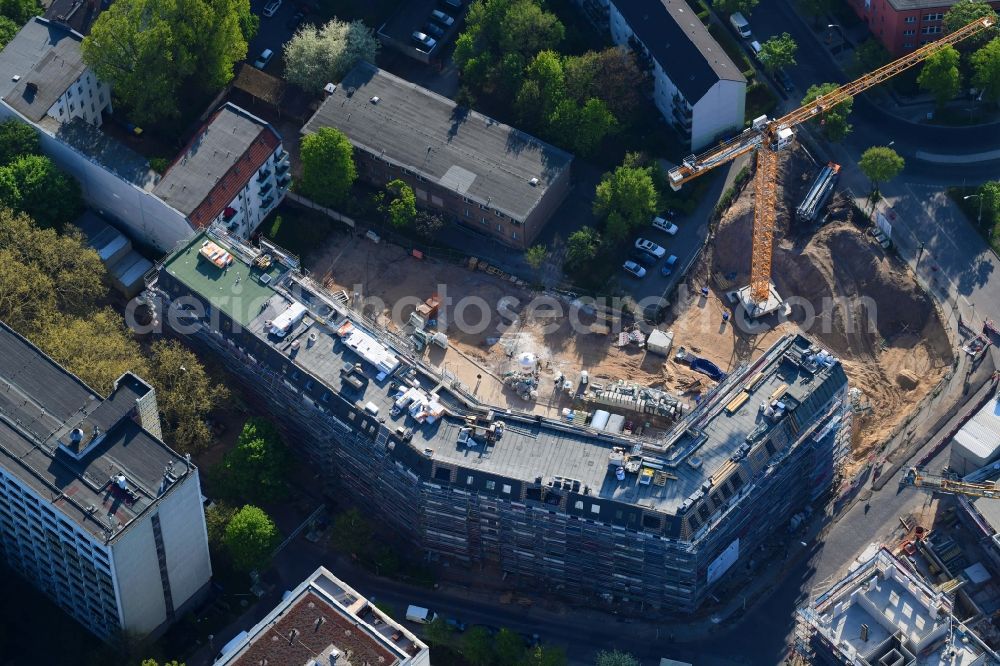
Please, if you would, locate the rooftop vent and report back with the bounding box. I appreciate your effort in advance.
[324,82,336,96]
[10,74,19,82]
[529,177,539,186]
[369,95,380,104]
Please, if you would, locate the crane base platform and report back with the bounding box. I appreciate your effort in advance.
[733,283,788,320]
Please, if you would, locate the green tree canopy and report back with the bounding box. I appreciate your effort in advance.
[801,82,854,141]
[944,0,999,50]
[527,645,568,666]
[0,0,40,24]
[0,154,82,229]
[851,39,890,76]
[918,45,961,107]
[564,226,600,272]
[0,17,19,54]
[562,47,645,119]
[595,650,641,666]
[82,0,251,125]
[422,617,454,647]
[216,418,290,502]
[299,128,357,207]
[223,505,280,573]
[0,119,40,166]
[284,19,379,94]
[377,179,417,229]
[525,244,548,270]
[974,180,1000,230]
[758,33,798,74]
[593,165,657,240]
[972,38,1000,104]
[460,626,495,666]
[330,508,373,556]
[147,340,229,454]
[796,0,832,26]
[712,0,759,17]
[204,501,236,549]
[494,628,526,665]
[0,248,53,332]
[858,145,905,195]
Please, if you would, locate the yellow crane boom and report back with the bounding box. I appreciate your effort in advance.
[667,17,995,304]
[901,467,1000,500]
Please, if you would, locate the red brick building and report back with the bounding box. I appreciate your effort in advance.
[846,0,1000,56]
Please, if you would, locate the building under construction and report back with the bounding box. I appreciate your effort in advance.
[147,230,850,612]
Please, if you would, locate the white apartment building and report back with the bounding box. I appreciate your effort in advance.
[216,566,431,666]
[609,0,746,151]
[0,322,212,641]
[153,103,290,241]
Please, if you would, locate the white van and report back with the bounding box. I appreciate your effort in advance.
[729,12,751,38]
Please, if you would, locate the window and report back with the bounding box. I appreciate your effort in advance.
[921,25,941,34]
[590,504,601,515]
[904,15,916,23]
[467,476,474,485]
[512,231,518,240]
[481,217,488,225]
[67,89,72,98]
[485,480,496,490]
[69,103,75,111]
[496,223,502,233]
[922,12,943,20]
[495,209,504,218]
[574,500,584,510]
[464,208,470,217]
[903,29,915,35]
[904,42,914,48]
[462,196,473,204]
[502,484,511,494]
[479,203,488,210]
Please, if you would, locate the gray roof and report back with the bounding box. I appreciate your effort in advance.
[162,232,847,535]
[612,0,745,102]
[0,321,199,542]
[153,103,279,222]
[40,116,159,189]
[0,17,87,121]
[301,62,573,222]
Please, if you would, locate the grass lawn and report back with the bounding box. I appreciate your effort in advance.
[262,203,344,262]
[947,186,1000,255]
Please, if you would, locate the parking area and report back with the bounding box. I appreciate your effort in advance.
[377,0,464,63]
[247,0,312,75]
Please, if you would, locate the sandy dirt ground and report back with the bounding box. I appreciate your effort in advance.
[307,144,954,468]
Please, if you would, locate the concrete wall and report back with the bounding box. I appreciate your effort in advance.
[691,79,746,151]
[157,470,213,617]
[110,515,168,636]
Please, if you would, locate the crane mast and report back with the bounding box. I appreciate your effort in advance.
[900,467,1000,500]
[667,17,995,308]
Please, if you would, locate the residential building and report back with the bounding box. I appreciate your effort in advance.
[846,0,1000,56]
[0,321,212,640]
[795,546,1000,664]
[215,566,429,666]
[301,62,573,250]
[0,20,288,252]
[154,103,289,241]
[75,209,154,298]
[608,0,746,151]
[148,229,850,613]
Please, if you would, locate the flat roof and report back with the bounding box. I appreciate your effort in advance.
[953,396,1000,460]
[0,322,198,542]
[222,566,426,665]
[160,231,848,533]
[0,17,82,111]
[301,62,573,222]
[154,103,281,227]
[611,0,745,102]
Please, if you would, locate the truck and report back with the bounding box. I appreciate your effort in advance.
[405,605,437,624]
[729,11,751,38]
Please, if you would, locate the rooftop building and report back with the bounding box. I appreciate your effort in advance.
[795,547,1000,665]
[150,229,849,611]
[0,320,211,640]
[301,62,573,250]
[949,395,1000,477]
[216,566,429,666]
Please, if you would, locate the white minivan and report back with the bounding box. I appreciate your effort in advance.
[729,12,751,38]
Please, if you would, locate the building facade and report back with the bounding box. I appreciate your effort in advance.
[609,0,746,151]
[0,322,212,640]
[149,230,850,613]
[846,0,1000,56]
[302,62,573,250]
[216,566,430,665]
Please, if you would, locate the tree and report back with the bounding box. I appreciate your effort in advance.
[494,628,526,666]
[147,340,229,454]
[83,0,251,125]
[0,0,40,24]
[562,47,645,118]
[796,0,832,27]
[918,45,961,108]
[284,19,379,94]
[414,210,444,239]
[858,145,904,201]
[595,650,641,666]
[571,98,618,156]
[801,83,854,141]
[564,226,599,271]
[223,505,280,573]
[299,127,356,207]
[758,33,798,74]
[140,659,185,666]
[377,179,417,229]
[0,17,19,53]
[975,180,1000,229]
[972,38,1000,104]
[593,165,657,240]
[527,645,568,666]
[216,418,290,502]
[0,250,54,333]
[516,50,565,129]
[525,244,549,271]
[204,501,236,549]
[461,626,495,666]
[851,39,890,76]
[0,154,82,229]
[330,508,373,556]
[423,617,454,647]
[0,119,40,166]
[712,0,759,17]
[944,0,999,51]
[34,309,149,394]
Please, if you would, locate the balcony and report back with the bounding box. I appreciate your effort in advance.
[257,168,271,182]
[261,195,274,209]
[259,181,273,195]
[277,174,290,189]
[275,160,290,175]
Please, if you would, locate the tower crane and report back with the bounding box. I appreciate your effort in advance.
[900,467,1000,500]
[667,17,995,314]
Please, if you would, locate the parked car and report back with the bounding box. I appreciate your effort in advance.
[262,0,281,17]
[405,605,437,624]
[729,11,751,38]
[651,216,679,235]
[445,617,467,632]
[253,48,274,70]
[623,260,647,278]
[750,40,762,57]
[423,22,445,38]
[635,238,667,258]
[628,249,653,268]
[868,226,891,249]
[412,31,437,51]
[776,68,794,93]
[286,10,305,29]
[430,9,455,26]
[660,255,679,277]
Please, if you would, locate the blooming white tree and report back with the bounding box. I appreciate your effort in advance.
[284,18,379,93]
